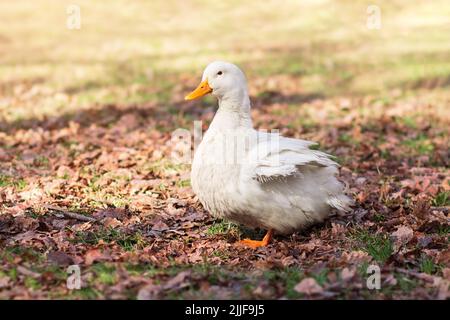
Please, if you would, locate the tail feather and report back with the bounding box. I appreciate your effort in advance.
[327,194,354,212]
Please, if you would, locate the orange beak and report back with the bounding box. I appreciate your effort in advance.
[185,80,212,100]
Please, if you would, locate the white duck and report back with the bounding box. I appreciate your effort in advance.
[185,61,353,248]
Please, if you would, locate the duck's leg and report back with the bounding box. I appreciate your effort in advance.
[239,229,273,248]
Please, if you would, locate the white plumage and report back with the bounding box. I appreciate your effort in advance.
[186,61,352,244]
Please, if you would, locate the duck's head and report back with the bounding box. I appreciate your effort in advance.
[185,61,248,102]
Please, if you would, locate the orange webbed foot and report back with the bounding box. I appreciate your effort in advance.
[238,229,273,249]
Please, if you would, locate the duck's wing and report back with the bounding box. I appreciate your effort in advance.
[240,132,353,216]
[243,132,338,183]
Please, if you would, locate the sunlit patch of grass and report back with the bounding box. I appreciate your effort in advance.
[176,179,191,188]
[146,161,190,177]
[104,195,131,208]
[84,188,131,208]
[0,175,27,190]
[402,134,435,155]
[34,155,50,168]
[396,116,418,129]
[207,220,241,238]
[352,230,393,264]
[86,172,102,192]
[15,178,28,190]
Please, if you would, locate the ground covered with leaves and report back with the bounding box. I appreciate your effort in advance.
[0,0,449,300]
[1,84,449,299]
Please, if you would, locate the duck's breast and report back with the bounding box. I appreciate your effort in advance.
[190,134,243,218]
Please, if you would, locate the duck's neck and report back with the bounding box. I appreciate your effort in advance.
[209,90,253,131]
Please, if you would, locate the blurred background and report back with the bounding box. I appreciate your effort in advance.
[1,0,449,125]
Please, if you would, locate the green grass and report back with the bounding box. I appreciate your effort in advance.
[24,277,41,290]
[207,220,240,236]
[402,134,435,155]
[34,155,50,168]
[0,175,27,190]
[397,274,419,292]
[338,133,359,145]
[432,191,450,207]
[7,268,18,281]
[311,268,329,287]
[353,230,393,263]
[70,287,102,299]
[176,179,191,188]
[212,249,231,260]
[1,246,42,263]
[373,213,386,222]
[356,261,371,278]
[437,225,450,238]
[419,256,438,275]
[397,116,418,129]
[92,264,117,285]
[146,162,190,177]
[0,174,14,187]
[263,267,304,299]
[73,229,146,251]
[125,264,162,278]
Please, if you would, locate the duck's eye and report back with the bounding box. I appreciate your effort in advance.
[217,71,223,75]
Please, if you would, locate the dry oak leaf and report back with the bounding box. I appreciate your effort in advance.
[102,217,123,229]
[0,277,10,289]
[151,220,169,232]
[294,278,323,295]
[383,274,398,286]
[84,249,111,265]
[340,250,372,264]
[442,268,450,281]
[341,267,356,282]
[434,278,450,300]
[71,222,93,232]
[137,282,162,300]
[47,251,75,266]
[163,270,191,290]
[391,225,414,250]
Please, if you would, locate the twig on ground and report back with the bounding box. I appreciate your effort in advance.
[44,205,97,222]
